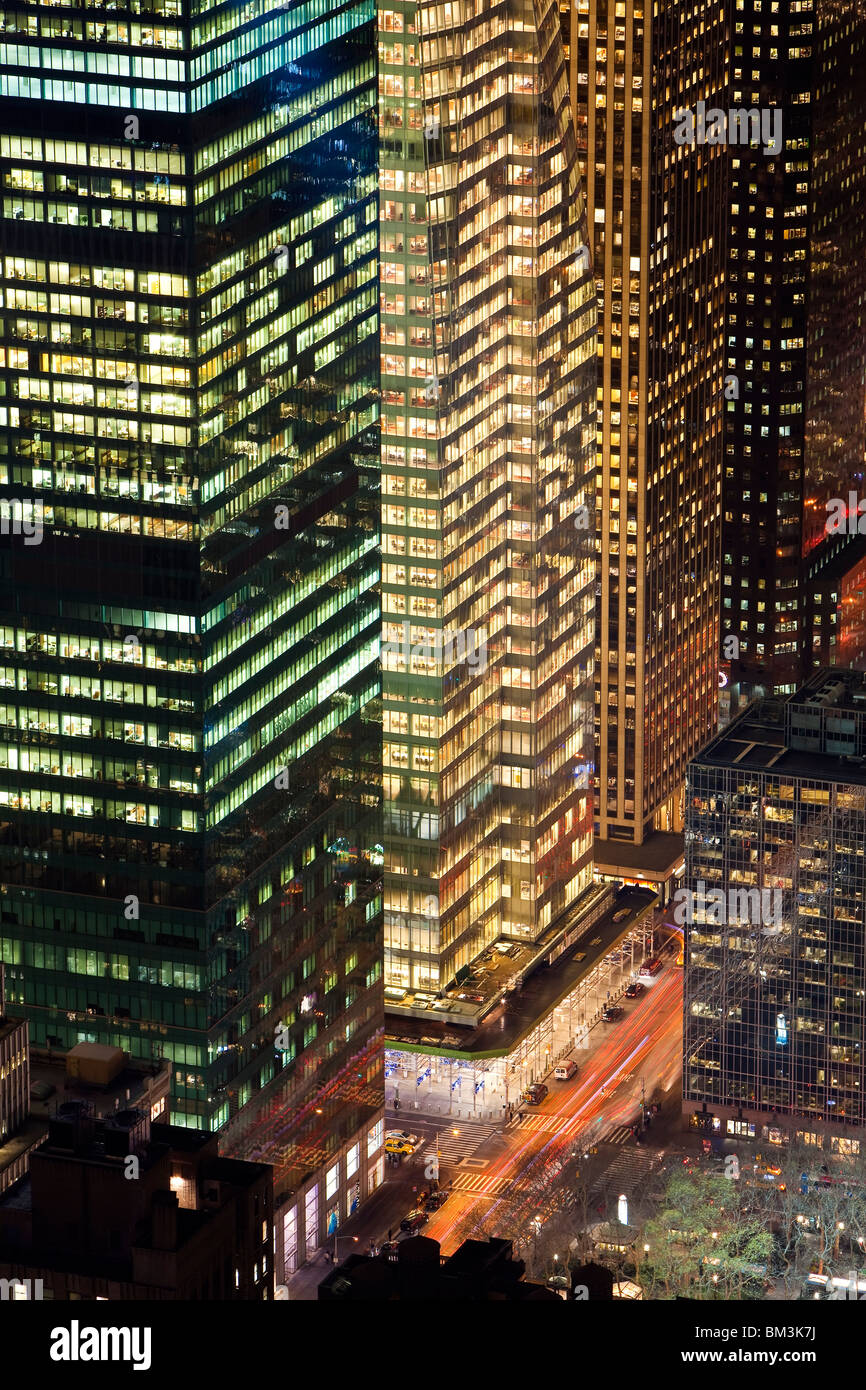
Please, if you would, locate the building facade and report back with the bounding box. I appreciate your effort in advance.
[0,1109,274,1299]
[0,1018,27,1147]
[721,0,866,714]
[566,0,727,889]
[380,0,598,1006]
[683,669,866,1147]
[0,0,383,1259]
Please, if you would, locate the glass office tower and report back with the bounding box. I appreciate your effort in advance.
[380,0,597,1001]
[0,0,383,1257]
[722,0,866,715]
[567,0,727,893]
[684,669,866,1146]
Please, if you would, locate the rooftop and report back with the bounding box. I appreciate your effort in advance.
[27,1050,170,1123]
[594,829,684,879]
[694,670,866,784]
[385,885,657,1059]
[0,1015,26,1046]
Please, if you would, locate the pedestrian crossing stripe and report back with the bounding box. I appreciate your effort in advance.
[513,1113,565,1134]
[603,1125,634,1146]
[420,1124,499,1164]
[589,1148,655,1202]
[451,1173,512,1197]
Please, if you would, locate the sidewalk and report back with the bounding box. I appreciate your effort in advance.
[283,1174,416,1301]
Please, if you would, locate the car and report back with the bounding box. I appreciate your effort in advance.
[590,936,602,946]
[424,1189,449,1212]
[758,1161,782,1182]
[554,1060,578,1080]
[522,1082,549,1105]
[455,991,484,1003]
[379,1240,400,1259]
[602,1005,623,1022]
[624,982,644,998]
[386,1129,419,1143]
[639,957,663,979]
[400,1209,429,1234]
[385,1133,420,1155]
[612,909,630,922]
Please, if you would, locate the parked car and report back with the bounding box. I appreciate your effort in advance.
[424,1189,449,1212]
[554,1060,578,1080]
[400,1209,429,1234]
[624,982,644,999]
[522,1082,549,1105]
[385,1132,420,1155]
[639,957,663,979]
[602,1005,623,1022]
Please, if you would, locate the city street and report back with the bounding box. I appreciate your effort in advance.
[286,959,683,1296]
[422,962,683,1253]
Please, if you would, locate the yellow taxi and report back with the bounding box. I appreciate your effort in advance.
[385,1131,419,1156]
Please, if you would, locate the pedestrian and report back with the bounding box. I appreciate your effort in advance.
[388,1228,393,1242]
[394,1096,400,1111]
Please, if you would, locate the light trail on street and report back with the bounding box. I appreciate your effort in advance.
[424,963,683,1252]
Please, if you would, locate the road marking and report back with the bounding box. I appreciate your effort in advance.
[419,1124,499,1165]
[451,1173,513,1197]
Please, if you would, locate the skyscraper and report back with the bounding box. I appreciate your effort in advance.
[0,0,382,1268]
[567,0,727,899]
[684,669,866,1147]
[380,0,597,1011]
[721,0,866,715]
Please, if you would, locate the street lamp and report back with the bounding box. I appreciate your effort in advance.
[331,1233,359,1264]
[432,1127,459,1184]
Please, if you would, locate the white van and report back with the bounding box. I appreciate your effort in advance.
[554,1059,578,1081]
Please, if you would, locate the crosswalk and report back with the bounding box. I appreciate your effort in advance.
[451,1171,513,1198]
[589,1146,655,1204]
[511,1113,566,1136]
[419,1124,499,1166]
[602,1124,636,1146]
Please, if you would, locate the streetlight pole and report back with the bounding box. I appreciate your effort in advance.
[331,1234,359,1265]
[433,1127,459,1185]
